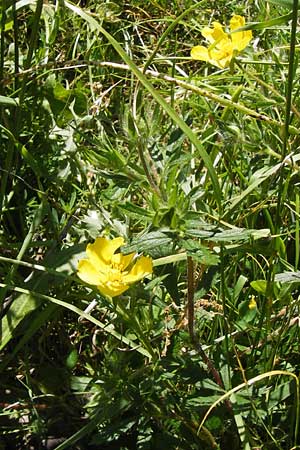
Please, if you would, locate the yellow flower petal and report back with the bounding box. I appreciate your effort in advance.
[97,282,130,297]
[191,45,231,68]
[124,256,153,283]
[191,45,210,61]
[231,30,252,52]
[202,22,226,44]
[210,41,233,68]
[77,259,102,285]
[86,236,124,269]
[111,252,135,270]
[230,15,245,31]
[230,15,252,51]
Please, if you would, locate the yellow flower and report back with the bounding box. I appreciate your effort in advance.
[248,295,257,310]
[191,15,252,69]
[77,236,153,297]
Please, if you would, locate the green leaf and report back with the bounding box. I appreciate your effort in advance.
[118,202,153,220]
[251,280,267,295]
[70,376,92,392]
[21,145,42,176]
[0,95,19,106]
[65,348,79,369]
[0,284,153,360]
[44,75,87,122]
[0,304,57,372]
[267,381,293,409]
[186,226,270,242]
[0,293,40,351]
[238,298,257,322]
[122,231,173,257]
[181,240,219,266]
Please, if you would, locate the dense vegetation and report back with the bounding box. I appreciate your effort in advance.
[1,0,300,449]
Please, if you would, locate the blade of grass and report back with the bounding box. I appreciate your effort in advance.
[0,292,42,351]
[275,0,299,235]
[282,0,298,158]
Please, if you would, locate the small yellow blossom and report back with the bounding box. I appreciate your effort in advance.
[248,296,257,310]
[77,236,153,297]
[191,15,252,69]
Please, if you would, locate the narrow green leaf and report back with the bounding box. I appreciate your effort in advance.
[240,13,292,30]
[118,202,154,220]
[0,95,19,106]
[0,293,40,350]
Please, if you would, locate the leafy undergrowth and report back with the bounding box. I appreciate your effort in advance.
[1,0,300,449]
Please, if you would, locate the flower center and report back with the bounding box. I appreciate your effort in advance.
[111,261,124,271]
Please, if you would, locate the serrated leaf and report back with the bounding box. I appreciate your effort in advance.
[210,228,270,242]
[122,231,173,256]
[186,227,270,242]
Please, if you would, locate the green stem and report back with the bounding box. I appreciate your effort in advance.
[187,256,195,339]
[115,299,156,359]
[23,0,44,72]
[0,0,7,94]
[282,0,299,158]
[275,0,298,234]
[296,194,300,270]
[13,0,19,91]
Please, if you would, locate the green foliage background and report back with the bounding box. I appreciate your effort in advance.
[1,0,300,449]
